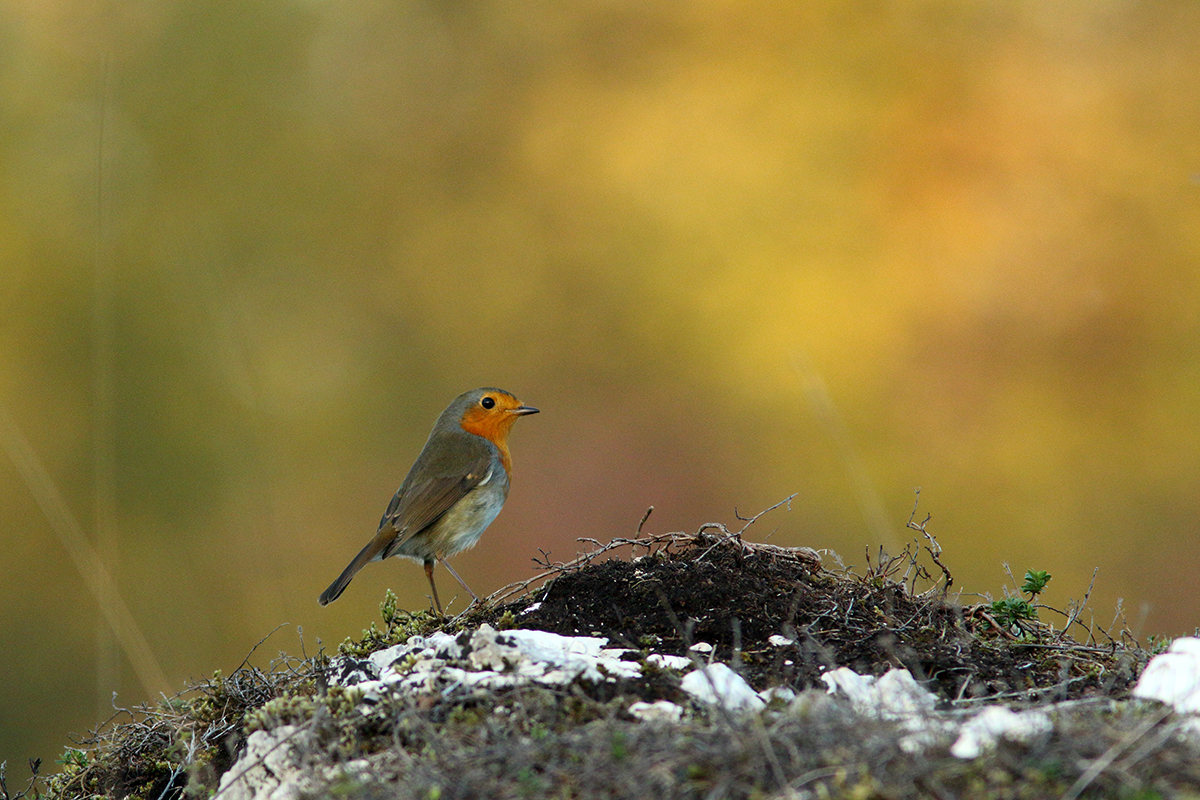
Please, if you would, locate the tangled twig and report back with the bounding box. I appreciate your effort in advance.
[485,497,819,608]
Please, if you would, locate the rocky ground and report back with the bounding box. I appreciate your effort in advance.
[25,509,1200,800]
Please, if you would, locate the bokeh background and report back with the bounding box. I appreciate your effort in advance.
[2,0,1199,771]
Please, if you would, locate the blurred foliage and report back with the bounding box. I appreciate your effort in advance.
[1,0,1199,773]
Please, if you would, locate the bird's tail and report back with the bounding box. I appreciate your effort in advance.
[318,534,390,606]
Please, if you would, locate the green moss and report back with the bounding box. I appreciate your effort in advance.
[245,694,317,733]
[336,591,441,657]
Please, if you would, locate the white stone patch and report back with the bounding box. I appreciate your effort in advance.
[215,725,311,800]
[216,726,372,800]
[1133,637,1200,714]
[628,700,684,722]
[821,667,937,720]
[760,686,797,704]
[689,642,714,654]
[371,631,462,674]
[681,663,765,712]
[950,706,1053,759]
[768,634,796,647]
[646,653,693,670]
[467,627,641,683]
[331,624,641,707]
[821,667,950,752]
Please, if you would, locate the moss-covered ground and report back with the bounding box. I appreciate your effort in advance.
[17,515,1199,800]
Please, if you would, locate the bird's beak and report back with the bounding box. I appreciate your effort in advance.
[511,406,539,416]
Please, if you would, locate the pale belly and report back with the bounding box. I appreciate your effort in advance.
[389,484,507,563]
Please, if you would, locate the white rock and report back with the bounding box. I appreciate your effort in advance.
[950,706,1053,759]
[467,626,641,683]
[821,667,873,705]
[759,686,796,704]
[365,644,407,677]
[689,642,714,654]
[347,631,464,684]
[821,667,937,720]
[215,726,311,800]
[768,635,796,647]
[334,624,646,704]
[821,667,950,753]
[479,628,606,667]
[646,653,693,671]
[681,663,765,712]
[875,670,939,717]
[628,700,684,722]
[1133,637,1200,714]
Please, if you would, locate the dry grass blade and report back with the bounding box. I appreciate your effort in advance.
[0,400,170,698]
[1059,706,1174,800]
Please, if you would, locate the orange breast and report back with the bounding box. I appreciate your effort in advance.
[459,408,518,475]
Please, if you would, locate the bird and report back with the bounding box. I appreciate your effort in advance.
[319,387,538,616]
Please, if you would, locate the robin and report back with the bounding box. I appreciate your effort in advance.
[319,387,538,616]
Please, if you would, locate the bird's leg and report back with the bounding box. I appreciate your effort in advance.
[423,560,445,619]
[438,557,480,610]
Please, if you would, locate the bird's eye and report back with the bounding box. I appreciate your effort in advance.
[481,396,496,409]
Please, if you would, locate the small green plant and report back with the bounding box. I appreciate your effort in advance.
[338,592,440,657]
[380,588,399,631]
[1144,634,1173,655]
[990,569,1052,637]
[1021,569,1051,599]
[990,596,1038,630]
[56,749,88,771]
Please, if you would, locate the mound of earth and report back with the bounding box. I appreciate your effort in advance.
[43,522,1169,800]
[473,528,1144,704]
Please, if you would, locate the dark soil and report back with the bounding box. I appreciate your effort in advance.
[473,532,1146,705]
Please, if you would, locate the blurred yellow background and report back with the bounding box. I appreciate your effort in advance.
[2,0,1199,770]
